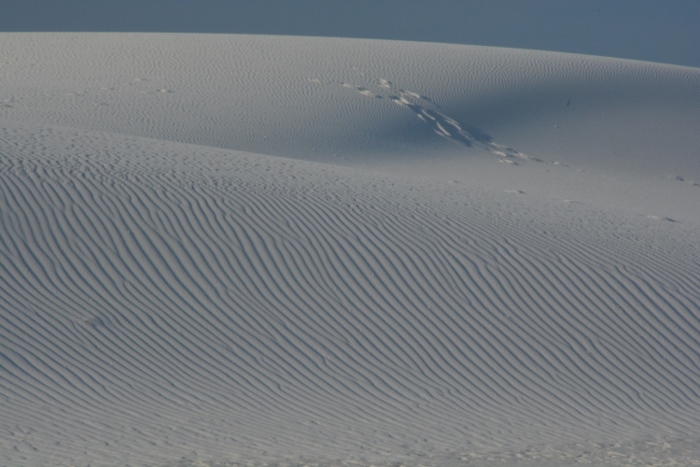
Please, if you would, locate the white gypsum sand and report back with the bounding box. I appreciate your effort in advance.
[1,33,699,467]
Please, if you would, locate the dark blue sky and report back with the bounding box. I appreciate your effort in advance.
[2,0,698,67]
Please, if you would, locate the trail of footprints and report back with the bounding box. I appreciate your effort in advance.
[311,76,533,163]
[0,78,175,110]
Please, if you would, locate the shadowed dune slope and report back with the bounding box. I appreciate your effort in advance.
[1,34,698,177]
[2,33,699,224]
[1,126,699,466]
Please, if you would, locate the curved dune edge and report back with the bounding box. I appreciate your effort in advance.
[1,125,699,466]
[2,33,699,226]
[1,33,698,174]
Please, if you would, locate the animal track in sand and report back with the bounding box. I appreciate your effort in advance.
[647,215,679,223]
[671,175,700,187]
[341,82,382,98]
[312,76,532,162]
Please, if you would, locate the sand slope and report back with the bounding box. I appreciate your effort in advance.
[1,34,700,466]
[2,33,699,221]
[2,34,698,170]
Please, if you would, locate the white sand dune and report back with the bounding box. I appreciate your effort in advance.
[1,33,700,466]
[2,34,699,220]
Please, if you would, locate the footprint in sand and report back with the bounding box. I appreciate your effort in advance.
[341,82,382,98]
[647,215,678,223]
[319,76,532,162]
